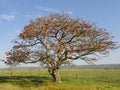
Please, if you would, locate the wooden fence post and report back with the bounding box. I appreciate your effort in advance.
[10,69,12,77]
[76,73,78,80]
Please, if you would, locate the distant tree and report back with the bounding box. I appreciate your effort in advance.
[5,13,118,83]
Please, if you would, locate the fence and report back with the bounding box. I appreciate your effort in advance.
[0,69,83,81]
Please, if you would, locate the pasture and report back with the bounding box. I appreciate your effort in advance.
[0,69,120,90]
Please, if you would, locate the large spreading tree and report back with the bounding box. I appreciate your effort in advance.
[5,13,118,83]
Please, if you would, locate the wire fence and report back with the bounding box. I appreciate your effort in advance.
[0,69,119,82]
[0,69,82,81]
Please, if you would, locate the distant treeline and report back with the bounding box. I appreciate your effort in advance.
[1,64,120,70]
[61,64,120,69]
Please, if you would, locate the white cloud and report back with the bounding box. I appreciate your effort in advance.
[25,14,32,18]
[0,14,15,21]
[35,6,73,15]
[38,7,58,12]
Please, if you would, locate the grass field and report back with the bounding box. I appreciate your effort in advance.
[0,69,120,90]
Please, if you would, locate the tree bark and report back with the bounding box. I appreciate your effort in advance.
[48,69,61,83]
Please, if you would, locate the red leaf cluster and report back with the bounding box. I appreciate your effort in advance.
[5,49,30,65]
[83,23,91,28]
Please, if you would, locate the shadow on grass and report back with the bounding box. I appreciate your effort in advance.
[0,76,52,87]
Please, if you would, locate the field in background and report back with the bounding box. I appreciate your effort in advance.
[0,69,120,90]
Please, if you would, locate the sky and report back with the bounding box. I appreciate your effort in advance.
[0,0,120,68]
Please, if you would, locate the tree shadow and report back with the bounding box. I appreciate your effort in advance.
[0,76,52,87]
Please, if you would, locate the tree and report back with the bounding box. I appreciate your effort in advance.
[5,13,118,83]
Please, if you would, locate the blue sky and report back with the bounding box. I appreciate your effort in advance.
[0,0,120,68]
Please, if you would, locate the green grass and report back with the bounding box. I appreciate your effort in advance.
[0,69,120,90]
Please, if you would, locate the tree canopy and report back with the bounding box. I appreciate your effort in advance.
[5,13,118,83]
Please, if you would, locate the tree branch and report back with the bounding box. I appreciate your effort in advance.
[13,40,40,48]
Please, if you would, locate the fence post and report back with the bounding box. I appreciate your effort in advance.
[21,70,22,76]
[10,69,12,77]
[39,69,41,76]
[9,66,13,77]
[76,73,77,80]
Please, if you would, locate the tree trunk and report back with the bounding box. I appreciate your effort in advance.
[48,69,61,83]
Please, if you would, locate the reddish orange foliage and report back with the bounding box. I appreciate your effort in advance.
[84,24,91,28]
[50,43,55,48]
[49,30,54,35]
[7,13,118,66]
